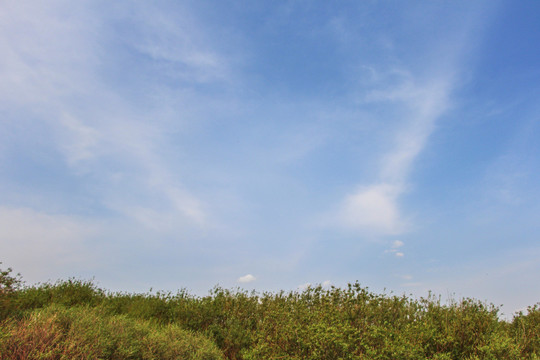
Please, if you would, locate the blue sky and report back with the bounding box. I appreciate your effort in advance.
[1,0,540,316]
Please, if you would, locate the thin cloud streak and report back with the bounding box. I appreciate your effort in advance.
[329,0,490,238]
[334,73,454,236]
[0,1,236,286]
[378,79,452,183]
[0,1,221,232]
[125,4,232,84]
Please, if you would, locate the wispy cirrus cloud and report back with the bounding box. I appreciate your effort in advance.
[0,1,244,290]
[334,71,454,237]
[0,1,234,233]
[327,0,492,239]
[122,2,233,84]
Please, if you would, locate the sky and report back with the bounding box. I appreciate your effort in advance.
[1,0,540,316]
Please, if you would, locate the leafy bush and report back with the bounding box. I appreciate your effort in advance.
[511,304,540,357]
[102,291,182,325]
[15,278,105,312]
[0,304,224,360]
[241,284,525,360]
[0,263,22,320]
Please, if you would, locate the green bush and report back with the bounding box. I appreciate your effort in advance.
[511,304,540,357]
[242,284,527,360]
[0,264,22,320]
[15,278,105,312]
[0,304,224,360]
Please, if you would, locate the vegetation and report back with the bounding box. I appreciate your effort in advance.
[0,305,223,360]
[1,264,539,360]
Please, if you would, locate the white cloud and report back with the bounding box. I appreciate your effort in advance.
[379,79,451,183]
[337,183,406,235]
[237,274,256,283]
[385,239,406,257]
[333,74,453,236]
[392,240,404,248]
[322,280,332,287]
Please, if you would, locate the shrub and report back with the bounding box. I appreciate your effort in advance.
[511,304,540,357]
[0,263,22,320]
[1,264,539,360]
[0,304,224,360]
[16,278,105,312]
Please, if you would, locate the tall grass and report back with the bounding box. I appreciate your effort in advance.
[1,265,539,360]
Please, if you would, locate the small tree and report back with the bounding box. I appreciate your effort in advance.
[0,262,22,319]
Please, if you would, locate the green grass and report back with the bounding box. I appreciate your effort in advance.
[1,264,539,360]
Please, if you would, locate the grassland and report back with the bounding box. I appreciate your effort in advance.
[1,264,539,359]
